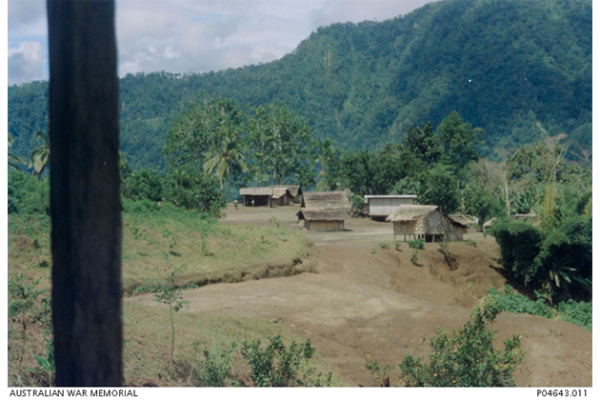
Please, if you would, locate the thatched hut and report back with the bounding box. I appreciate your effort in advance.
[364,195,417,220]
[386,205,467,242]
[239,187,273,207]
[449,214,477,233]
[300,191,352,211]
[272,185,302,205]
[297,208,348,232]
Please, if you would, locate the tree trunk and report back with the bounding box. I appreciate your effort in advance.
[48,0,122,386]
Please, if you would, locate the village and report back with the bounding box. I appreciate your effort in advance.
[239,185,478,242]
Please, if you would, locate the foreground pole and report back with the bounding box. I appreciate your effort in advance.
[47,0,122,386]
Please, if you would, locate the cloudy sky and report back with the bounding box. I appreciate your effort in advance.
[6,0,434,85]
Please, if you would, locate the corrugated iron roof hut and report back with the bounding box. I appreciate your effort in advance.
[239,187,274,207]
[364,195,417,220]
[386,205,467,242]
[297,208,348,232]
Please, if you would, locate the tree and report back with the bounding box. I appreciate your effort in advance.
[163,96,243,173]
[48,0,122,386]
[203,126,249,202]
[399,306,524,387]
[29,131,50,179]
[402,122,441,165]
[437,111,482,173]
[247,103,314,185]
[8,133,26,170]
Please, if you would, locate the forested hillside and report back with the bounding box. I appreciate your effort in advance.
[8,0,591,171]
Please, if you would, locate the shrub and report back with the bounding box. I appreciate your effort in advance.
[201,342,237,387]
[399,306,525,387]
[394,242,401,250]
[407,239,425,249]
[410,249,419,264]
[378,242,390,249]
[556,300,592,331]
[7,171,50,215]
[483,286,554,319]
[240,335,317,387]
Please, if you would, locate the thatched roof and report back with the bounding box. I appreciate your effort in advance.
[387,205,469,229]
[301,191,351,209]
[385,205,439,222]
[297,208,348,221]
[273,185,301,198]
[449,214,476,226]
[240,187,273,196]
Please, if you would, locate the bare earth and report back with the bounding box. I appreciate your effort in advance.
[132,203,592,387]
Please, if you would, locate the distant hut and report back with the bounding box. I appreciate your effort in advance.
[297,208,348,232]
[301,191,352,211]
[364,195,418,220]
[449,214,477,233]
[297,191,351,231]
[386,205,467,242]
[240,187,273,207]
[272,185,302,206]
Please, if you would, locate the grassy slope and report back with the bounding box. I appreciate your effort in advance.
[7,208,342,387]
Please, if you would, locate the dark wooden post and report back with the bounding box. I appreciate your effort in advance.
[47,0,122,386]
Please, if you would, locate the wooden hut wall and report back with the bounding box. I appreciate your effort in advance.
[306,220,345,232]
[393,211,464,242]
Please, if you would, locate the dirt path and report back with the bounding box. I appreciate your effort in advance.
[132,203,592,387]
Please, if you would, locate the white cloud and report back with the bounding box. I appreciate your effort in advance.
[7,0,436,83]
[8,41,44,85]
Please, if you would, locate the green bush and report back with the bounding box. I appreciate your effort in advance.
[410,249,419,264]
[483,286,554,319]
[201,342,237,387]
[399,306,525,387]
[556,300,592,331]
[378,242,390,249]
[7,171,50,215]
[407,239,425,249]
[240,335,319,387]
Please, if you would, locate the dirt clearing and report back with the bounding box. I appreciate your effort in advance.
[130,203,592,386]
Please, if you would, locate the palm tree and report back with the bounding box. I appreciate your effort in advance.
[203,127,249,202]
[8,133,25,170]
[29,131,50,179]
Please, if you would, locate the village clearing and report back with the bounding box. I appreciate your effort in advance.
[129,203,592,387]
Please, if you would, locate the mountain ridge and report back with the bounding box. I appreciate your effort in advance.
[8,0,591,171]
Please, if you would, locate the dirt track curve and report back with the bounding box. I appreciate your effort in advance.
[131,203,592,387]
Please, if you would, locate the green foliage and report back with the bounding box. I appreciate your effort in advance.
[8,275,47,375]
[490,214,592,301]
[247,102,315,186]
[483,286,554,319]
[7,170,50,215]
[483,286,592,331]
[394,242,401,250]
[410,249,419,265]
[399,306,525,387]
[407,239,425,250]
[240,335,318,387]
[269,217,283,229]
[121,168,164,202]
[201,342,238,387]
[378,242,390,249]
[366,360,391,387]
[136,264,189,361]
[9,0,591,170]
[370,248,377,255]
[556,300,592,331]
[28,131,50,179]
[489,219,544,286]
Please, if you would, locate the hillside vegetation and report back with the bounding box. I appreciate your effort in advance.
[8,0,591,170]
